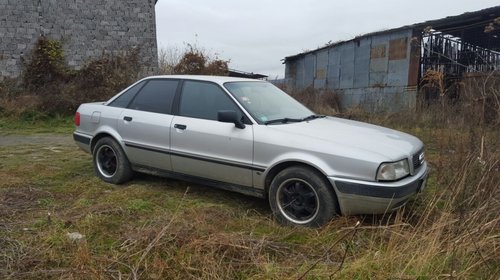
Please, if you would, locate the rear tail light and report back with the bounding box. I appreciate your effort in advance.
[74,112,81,126]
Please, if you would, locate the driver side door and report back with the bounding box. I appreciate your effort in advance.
[170,80,255,187]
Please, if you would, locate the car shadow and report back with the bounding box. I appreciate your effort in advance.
[131,173,271,214]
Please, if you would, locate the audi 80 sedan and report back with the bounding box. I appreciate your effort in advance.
[73,75,429,227]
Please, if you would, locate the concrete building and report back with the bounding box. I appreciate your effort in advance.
[0,0,158,79]
[284,6,500,111]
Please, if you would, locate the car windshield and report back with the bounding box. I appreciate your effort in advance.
[224,81,314,124]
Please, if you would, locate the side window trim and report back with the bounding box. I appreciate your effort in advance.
[171,80,184,116]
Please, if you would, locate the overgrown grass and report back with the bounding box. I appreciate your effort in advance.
[0,107,498,279]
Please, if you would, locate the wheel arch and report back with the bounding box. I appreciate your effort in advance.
[263,161,341,214]
[90,131,122,153]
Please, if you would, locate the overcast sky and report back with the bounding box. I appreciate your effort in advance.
[155,0,499,79]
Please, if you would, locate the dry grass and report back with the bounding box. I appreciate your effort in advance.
[1,109,498,279]
[2,37,498,279]
[288,87,341,116]
[1,79,499,279]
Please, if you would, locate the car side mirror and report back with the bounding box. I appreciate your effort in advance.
[218,110,245,129]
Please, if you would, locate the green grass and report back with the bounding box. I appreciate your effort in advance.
[0,117,498,279]
[0,115,74,135]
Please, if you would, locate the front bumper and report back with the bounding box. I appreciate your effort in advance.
[328,162,429,215]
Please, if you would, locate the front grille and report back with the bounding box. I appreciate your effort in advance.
[412,148,424,170]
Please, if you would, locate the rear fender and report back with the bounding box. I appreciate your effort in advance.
[90,126,124,152]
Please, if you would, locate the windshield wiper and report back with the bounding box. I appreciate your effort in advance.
[264,117,302,125]
[264,115,326,125]
[301,114,326,121]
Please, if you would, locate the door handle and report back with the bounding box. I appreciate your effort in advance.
[123,116,133,122]
[174,124,187,130]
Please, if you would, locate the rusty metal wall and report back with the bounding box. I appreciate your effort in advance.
[314,49,328,88]
[285,28,416,112]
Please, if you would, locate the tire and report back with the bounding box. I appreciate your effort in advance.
[92,137,133,184]
[269,166,338,227]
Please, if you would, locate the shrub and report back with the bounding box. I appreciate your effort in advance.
[22,37,68,89]
[173,47,207,75]
[160,44,229,76]
[0,37,141,118]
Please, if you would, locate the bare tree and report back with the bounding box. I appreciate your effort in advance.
[157,45,183,74]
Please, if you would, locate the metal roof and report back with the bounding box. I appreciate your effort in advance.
[284,5,500,62]
[228,69,268,79]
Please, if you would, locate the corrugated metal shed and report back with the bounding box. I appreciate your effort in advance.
[285,28,416,111]
[284,5,500,112]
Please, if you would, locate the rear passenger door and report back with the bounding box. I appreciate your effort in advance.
[170,80,254,187]
[117,79,179,171]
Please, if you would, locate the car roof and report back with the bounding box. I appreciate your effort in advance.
[143,75,265,85]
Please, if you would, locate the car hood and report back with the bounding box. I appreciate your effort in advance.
[265,116,422,161]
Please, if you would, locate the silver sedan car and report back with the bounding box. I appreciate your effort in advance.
[74,75,428,227]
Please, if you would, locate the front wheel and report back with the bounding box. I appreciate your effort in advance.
[269,166,338,227]
[92,137,133,184]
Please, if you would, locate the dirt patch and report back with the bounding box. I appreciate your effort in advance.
[0,185,54,217]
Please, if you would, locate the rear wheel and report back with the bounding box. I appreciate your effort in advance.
[269,166,338,227]
[93,137,133,184]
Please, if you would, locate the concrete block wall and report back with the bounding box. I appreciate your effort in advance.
[0,0,158,79]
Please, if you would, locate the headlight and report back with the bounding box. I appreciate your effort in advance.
[377,159,410,181]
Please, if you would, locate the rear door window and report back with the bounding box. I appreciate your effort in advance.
[128,79,178,114]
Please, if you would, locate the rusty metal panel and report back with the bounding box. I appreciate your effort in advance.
[327,47,340,89]
[354,38,371,88]
[339,42,355,89]
[369,33,391,87]
[407,30,420,86]
[371,45,386,59]
[284,27,416,112]
[314,49,328,88]
[389,37,408,60]
[388,31,412,86]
